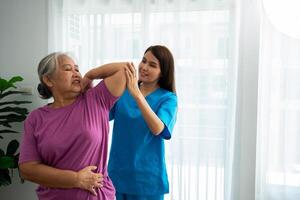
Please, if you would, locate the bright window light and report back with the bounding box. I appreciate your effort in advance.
[263,0,300,39]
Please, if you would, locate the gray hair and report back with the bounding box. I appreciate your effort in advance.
[37,52,68,99]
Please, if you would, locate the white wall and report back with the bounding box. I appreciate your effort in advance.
[0,0,48,199]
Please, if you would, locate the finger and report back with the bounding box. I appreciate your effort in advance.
[97,177,104,184]
[130,62,137,77]
[97,182,104,187]
[131,64,136,77]
[125,69,130,82]
[94,176,103,183]
[125,62,132,72]
[127,62,135,75]
[91,173,103,179]
[126,69,134,81]
[89,187,97,196]
[94,182,102,188]
[95,175,103,181]
[89,166,97,171]
[126,67,134,78]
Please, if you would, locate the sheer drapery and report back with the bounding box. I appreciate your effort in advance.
[48,0,239,199]
[256,1,300,199]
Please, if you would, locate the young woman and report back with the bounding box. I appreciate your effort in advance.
[19,52,133,199]
[108,45,178,200]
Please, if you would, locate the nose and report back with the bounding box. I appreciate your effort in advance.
[72,68,81,78]
[141,64,149,71]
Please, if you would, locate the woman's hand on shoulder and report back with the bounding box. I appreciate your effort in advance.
[125,62,141,99]
[76,166,104,196]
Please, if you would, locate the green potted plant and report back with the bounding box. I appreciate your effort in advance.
[0,76,31,186]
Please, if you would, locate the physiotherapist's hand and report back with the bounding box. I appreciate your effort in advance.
[81,76,93,93]
[76,166,104,196]
[125,62,141,99]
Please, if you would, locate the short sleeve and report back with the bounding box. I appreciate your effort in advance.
[90,80,119,111]
[19,115,41,164]
[157,94,178,140]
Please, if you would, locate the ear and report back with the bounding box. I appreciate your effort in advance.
[42,75,54,88]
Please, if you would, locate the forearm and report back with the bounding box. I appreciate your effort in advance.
[84,62,127,80]
[134,94,164,135]
[20,162,78,188]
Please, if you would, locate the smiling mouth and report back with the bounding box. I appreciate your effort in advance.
[140,73,148,77]
[72,80,80,84]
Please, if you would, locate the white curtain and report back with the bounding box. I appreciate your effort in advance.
[256,1,300,200]
[48,0,240,199]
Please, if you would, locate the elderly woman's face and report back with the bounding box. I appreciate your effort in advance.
[50,56,82,95]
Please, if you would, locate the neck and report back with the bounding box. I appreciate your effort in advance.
[140,82,159,96]
[50,93,79,108]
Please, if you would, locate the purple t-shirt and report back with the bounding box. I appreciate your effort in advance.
[19,81,118,200]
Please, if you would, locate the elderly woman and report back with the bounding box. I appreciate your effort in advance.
[19,52,131,200]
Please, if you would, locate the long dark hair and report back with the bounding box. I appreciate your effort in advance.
[144,45,176,93]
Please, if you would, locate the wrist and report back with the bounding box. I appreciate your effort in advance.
[134,92,144,102]
[74,171,81,188]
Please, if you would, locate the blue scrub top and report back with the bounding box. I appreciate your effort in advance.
[108,88,177,195]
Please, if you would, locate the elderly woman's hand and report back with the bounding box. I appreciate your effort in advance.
[76,166,104,196]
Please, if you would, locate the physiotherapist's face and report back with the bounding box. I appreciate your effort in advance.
[138,51,161,85]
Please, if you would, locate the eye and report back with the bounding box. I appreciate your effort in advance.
[75,65,80,72]
[65,67,72,71]
[141,58,146,63]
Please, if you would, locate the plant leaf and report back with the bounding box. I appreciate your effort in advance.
[0,101,31,107]
[0,169,11,186]
[8,76,23,84]
[0,76,30,186]
[0,149,4,156]
[0,130,18,134]
[0,122,12,128]
[0,91,27,99]
[6,140,19,156]
[0,156,15,168]
[0,113,27,121]
[0,76,23,93]
[0,106,29,115]
[0,113,27,128]
[0,79,11,92]
[13,153,19,169]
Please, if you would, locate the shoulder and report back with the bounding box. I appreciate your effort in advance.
[25,106,48,125]
[157,88,177,102]
[120,89,131,99]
